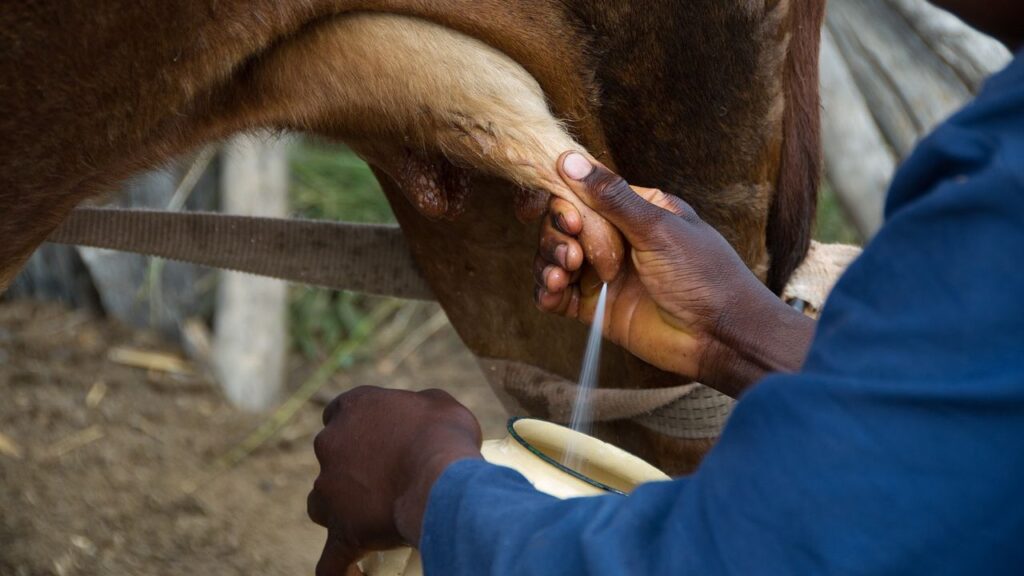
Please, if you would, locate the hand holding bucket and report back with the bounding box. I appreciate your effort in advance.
[359,417,670,576]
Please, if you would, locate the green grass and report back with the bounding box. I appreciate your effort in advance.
[290,140,395,224]
[288,139,400,359]
[814,180,863,246]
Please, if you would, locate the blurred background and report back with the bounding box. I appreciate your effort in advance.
[0,138,509,575]
[0,0,1009,574]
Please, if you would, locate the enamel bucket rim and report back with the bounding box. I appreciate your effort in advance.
[506,416,638,496]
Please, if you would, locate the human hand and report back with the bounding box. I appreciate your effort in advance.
[534,152,814,395]
[307,386,483,575]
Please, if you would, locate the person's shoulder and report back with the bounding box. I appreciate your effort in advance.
[886,56,1024,214]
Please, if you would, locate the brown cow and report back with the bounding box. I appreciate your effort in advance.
[0,0,824,473]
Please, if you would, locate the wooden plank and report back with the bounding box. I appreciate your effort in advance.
[213,134,290,412]
[819,28,895,238]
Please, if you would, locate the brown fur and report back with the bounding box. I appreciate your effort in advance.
[0,0,608,287]
[768,0,827,294]
[0,1,826,470]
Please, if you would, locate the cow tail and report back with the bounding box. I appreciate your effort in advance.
[765,0,827,295]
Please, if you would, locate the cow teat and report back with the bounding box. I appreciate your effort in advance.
[363,149,546,224]
[394,153,471,221]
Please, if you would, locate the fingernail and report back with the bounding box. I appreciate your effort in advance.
[555,244,568,268]
[562,153,593,181]
[558,213,570,233]
[553,212,569,233]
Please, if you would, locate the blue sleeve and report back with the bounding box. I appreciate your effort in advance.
[421,55,1024,576]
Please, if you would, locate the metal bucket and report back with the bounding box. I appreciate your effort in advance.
[359,417,671,575]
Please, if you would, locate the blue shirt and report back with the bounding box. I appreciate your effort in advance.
[421,53,1024,575]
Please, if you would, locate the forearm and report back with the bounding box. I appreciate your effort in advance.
[700,283,816,397]
[420,459,691,575]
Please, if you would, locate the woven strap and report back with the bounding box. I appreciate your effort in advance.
[781,240,862,317]
[47,207,435,300]
[477,357,732,439]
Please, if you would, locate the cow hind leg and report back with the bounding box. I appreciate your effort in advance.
[2,12,617,292]
[229,12,623,277]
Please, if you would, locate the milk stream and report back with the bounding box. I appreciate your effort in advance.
[563,282,609,472]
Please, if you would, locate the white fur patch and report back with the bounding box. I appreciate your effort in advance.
[252,12,585,198]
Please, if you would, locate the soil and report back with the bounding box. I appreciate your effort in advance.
[0,300,507,576]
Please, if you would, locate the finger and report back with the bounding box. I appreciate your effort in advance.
[545,266,571,294]
[538,233,583,272]
[418,387,457,403]
[534,284,559,310]
[532,255,549,287]
[317,531,359,576]
[535,284,579,317]
[307,485,330,527]
[546,152,624,282]
[549,198,582,236]
[539,218,584,271]
[324,385,382,425]
[534,279,569,309]
[533,255,571,293]
[313,430,330,466]
[323,395,342,426]
[558,152,677,251]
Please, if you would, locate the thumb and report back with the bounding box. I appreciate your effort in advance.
[317,531,363,576]
[558,152,679,252]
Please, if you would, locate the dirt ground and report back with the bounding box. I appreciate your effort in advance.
[0,300,507,576]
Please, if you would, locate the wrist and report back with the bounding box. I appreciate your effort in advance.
[393,448,483,547]
[700,282,815,397]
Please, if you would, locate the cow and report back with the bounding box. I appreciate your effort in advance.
[0,0,825,474]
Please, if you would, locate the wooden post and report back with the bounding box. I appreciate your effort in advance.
[214,134,290,412]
